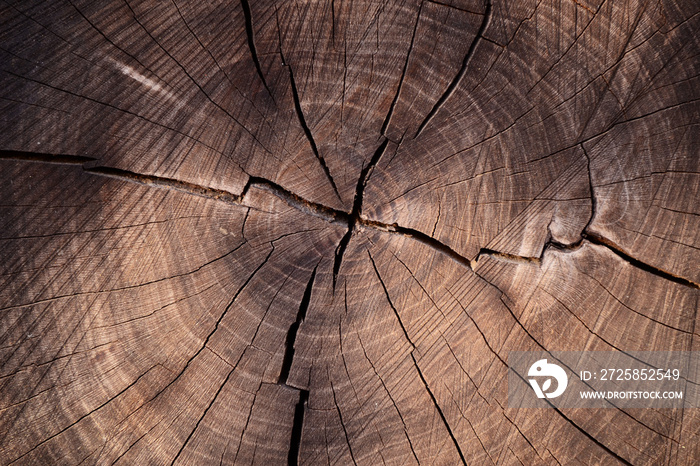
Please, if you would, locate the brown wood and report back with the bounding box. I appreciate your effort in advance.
[1,0,698,464]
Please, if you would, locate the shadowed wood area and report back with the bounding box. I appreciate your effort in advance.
[1,0,699,464]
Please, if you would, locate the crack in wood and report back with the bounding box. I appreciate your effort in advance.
[476,248,541,265]
[232,382,261,464]
[0,150,96,165]
[279,265,317,386]
[330,379,358,465]
[240,0,272,98]
[86,166,243,204]
[410,353,467,465]
[580,143,597,231]
[121,0,273,154]
[4,151,696,291]
[368,250,415,350]
[288,389,309,466]
[378,221,475,270]
[414,0,492,138]
[380,1,423,137]
[478,234,699,290]
[583,232,700,289]
[282,53,343,203]
[333,139,390,288]
[12,151,245,207]
[245,177,347,224]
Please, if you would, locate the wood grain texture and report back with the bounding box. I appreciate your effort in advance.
[1,0,698,464]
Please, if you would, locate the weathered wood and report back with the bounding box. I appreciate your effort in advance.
[1,0,698,464]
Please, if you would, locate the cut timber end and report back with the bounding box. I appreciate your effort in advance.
[0,0,699,465]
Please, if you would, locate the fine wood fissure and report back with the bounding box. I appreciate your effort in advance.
[414,0,492,137]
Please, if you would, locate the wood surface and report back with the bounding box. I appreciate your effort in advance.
[1,0,699,464]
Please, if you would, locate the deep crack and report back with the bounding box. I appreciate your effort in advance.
[279,265,318,385]
[276,265,318,465]
[0,150,95,165]
[330,380,358,465]
[4,150,695,290]
[332,139,390,288]
[583,232,699,289]
[240,0,272,97]
[581,144,597,232]
[368,250,415,349]
[288,389,309,466]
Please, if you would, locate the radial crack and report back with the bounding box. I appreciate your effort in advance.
[371,221,474,271]
[381,2,423,136]
[581,144,597,231]
[368,250,415,349]
[12,150,242,205]
[476,248,540,265]
[240,0,272,97]
[414,0,492,137]
[279,265,318,385]
[0,150,95,165]
[583,232,699,289]
[288,389,309,466]
[478,233,699,290]
[410,353,467,465]
[0,151,351,225]
[85,166,242,204]
[333,229,354,290]
[232,383,262,463]
[333,139,390,288]
[246,177,348,224]
[283,55,342,203]
[330,380,358,465]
